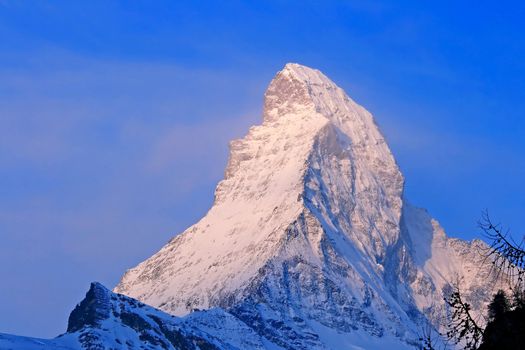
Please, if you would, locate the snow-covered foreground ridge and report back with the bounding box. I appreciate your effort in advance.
[1,64,505,350]
[0,282,271,350]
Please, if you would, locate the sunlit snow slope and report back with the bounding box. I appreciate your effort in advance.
[115,63,504,349]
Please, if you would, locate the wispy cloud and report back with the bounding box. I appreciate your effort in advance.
[0,49,263,337]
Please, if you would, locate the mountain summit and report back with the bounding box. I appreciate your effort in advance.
[114,64,503,349]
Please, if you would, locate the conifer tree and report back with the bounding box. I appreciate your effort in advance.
[487,290,510,321]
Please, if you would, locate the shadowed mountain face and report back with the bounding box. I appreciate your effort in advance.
[0,64,507,349]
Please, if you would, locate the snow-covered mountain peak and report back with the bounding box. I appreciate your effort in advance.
[112,64,503,349]
[263,63,381,135]
[116,63,406,316]
[264,63,349,123]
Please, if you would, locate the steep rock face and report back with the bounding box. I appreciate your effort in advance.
[115,64,503,349]
[67,282,112,333]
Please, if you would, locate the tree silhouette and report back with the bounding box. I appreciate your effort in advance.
[443,287,483,350]
[479,211,524,287]
[478,290,524,350]
[487,290,510,321]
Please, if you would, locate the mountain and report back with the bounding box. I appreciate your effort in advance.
[1,63,505,349]
[114,64,504,348]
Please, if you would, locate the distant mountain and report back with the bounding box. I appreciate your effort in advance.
[1,64,506,349]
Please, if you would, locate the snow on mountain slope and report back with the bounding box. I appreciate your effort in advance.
[116,63,403,310]
[112,63,503,349]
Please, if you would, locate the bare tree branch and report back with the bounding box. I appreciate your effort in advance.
[478,210,525,288]
[444,286,484,350]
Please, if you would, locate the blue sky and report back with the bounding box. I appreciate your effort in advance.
[1,0,524,338]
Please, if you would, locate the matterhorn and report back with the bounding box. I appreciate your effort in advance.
[0,64,503,350]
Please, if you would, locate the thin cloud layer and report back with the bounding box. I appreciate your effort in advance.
[0,51,262,337]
